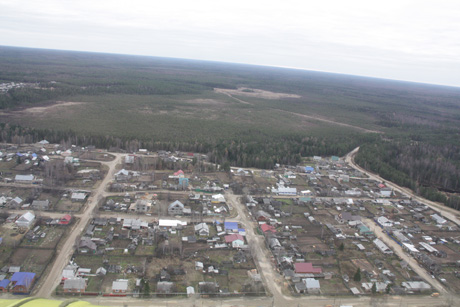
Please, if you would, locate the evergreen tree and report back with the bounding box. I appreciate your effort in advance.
[353,268,361,282]
[371,282,377,294]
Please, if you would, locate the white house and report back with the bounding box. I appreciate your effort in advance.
[168,200,184,215]
[15,211,35,228]
[194,223,210,236]
[15,174,34,183]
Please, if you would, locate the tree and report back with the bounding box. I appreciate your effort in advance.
[222,161,231,173]
[371,282,377,294]
[339,242,344,251]
[143,280,150,297]
[353,268,361,282]
[385,283,392,294]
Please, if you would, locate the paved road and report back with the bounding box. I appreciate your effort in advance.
[34,154,123,297]
[362,218,447,294]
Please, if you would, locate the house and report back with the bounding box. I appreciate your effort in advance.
[134,199,151,213]
[401,281,431,292]
[359,225,373,236]
[172,170,184,178]
[158,219,187,228]
[272,187,297,196]
[0,279,9,292]
[168,200,184,215]
[305,166,315,173]
[295,282,307,293]
[260,224,276,233]
[115,169,131,182]
[255,210,271,222]
[78,237,97,253]
[373,238,393,254]
[9,197,23,208]
[380,188,393,197]
[224,234,245,248]
[63,277,86,293]
[195,262,204,270]
[194,223,209,236]
[157,281,175,295]
[61,264,78,281]
[71,192,87,202]
[14,174,34,183]
[224,222,239,233]
[211,194,226,203]
[59,214,72,225]
[294,263,322,275]
[96,267,107,276]
[304,278,320,294]
[187,286,195,297]
[269,238,282,250]
[125,155,135,164]
[31,199,50,211]
[112,279,129,293]
[15,212,35,228]
[431,214,447,225]
[376,216,393,228]
[10,272,36,293]
[336,212,361,224]
[362,282,387,293]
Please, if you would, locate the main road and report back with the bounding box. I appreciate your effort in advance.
[29,148,459,306]
[34,153,123,297]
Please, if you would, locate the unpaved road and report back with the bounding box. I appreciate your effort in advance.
[363,218,447,293]
[216,90,381,134]
[34,154,122,297]
[345,147,460,225]
[28,147,459,305]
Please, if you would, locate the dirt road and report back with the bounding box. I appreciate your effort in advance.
[225,192,289,304]
[345,147,460,225]
[34,154,122,297]
[362,218,447,293]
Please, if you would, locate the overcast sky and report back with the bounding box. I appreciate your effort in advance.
[1,0,460,87]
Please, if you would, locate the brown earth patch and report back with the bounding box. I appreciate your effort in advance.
[214,87,301,100]
[20,101,85,114]
[186,98,226,105]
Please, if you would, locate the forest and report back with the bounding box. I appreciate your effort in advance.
[1,46,460,210]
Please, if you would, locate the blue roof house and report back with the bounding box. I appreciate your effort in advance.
[10,272,36,293]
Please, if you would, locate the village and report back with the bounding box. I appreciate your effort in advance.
[0,141,459,303]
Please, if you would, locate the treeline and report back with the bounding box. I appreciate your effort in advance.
[356,141,460,210]
[0,123,372,170]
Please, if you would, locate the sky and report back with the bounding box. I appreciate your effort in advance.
[1,0,460,87]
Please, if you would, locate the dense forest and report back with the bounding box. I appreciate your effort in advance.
[1,46,460,210]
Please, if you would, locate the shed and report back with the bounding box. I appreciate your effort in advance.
[112,279,129,293]
[63,277,86,293]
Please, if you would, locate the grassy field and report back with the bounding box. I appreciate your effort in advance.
[2,45,459,143]
[1,46,460,196]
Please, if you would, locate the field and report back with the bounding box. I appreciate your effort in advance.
[1,45,460,206]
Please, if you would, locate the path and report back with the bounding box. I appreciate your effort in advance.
[363,218,447,293]
[34,154,122,297]
[216,91,381,133]
[345,147,460,225]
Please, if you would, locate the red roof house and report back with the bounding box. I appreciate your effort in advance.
[59,214,72,225]
[260,224,276,233]
[294,263,322,274]
[224,234,244,243]
[173,170,184,177]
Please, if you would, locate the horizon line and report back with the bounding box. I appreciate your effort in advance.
[1,44,459,89]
